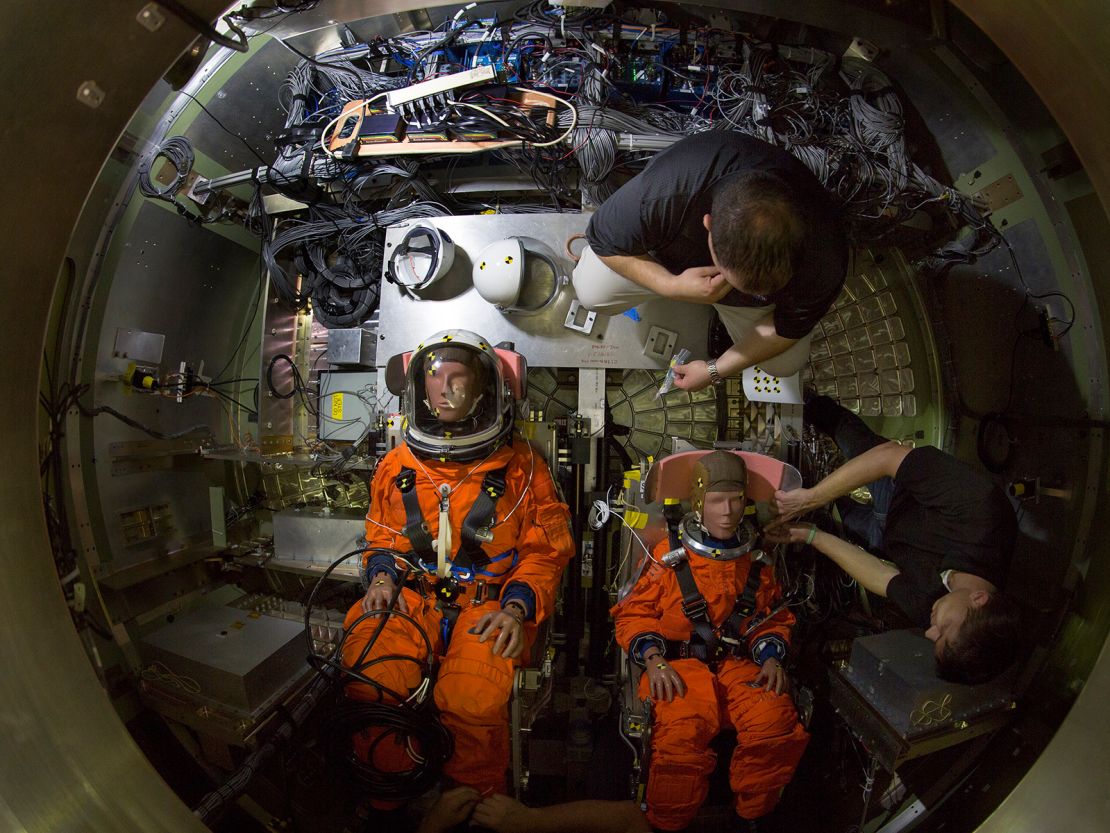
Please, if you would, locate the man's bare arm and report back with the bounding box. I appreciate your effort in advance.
[770,441,911,525]
[597,253,730,304]
[765,525,899,597]
[811,529,899,596]
[714,311,798,374]
[673,312,798,391]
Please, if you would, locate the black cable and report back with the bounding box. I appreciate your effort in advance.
[266,353,298,399]
[301,549,450,800]
[151,0,248,52]
[78,399,212,441]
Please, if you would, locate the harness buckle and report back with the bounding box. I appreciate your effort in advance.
[435,575,463,605]
[472,580,489,604]
[681,598,709,621]
[483,470,507,498]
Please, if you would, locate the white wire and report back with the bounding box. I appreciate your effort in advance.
[514,86,578,147]
[318,91,388,159]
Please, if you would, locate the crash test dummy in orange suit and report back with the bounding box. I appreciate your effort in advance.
[612,451,809,830]
[341,329,575,794]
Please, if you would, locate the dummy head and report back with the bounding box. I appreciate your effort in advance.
[423,346,486,423]
[402,329,513,463]
[691,451,749,540]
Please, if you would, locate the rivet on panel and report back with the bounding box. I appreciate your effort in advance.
[76,81,106,109]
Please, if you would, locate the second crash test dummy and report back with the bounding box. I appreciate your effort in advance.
[341,329,574,795]
[613,451,809,831]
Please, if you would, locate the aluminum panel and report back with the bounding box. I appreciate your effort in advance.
[91,204,260,567]
[139,604,307,712]
[379,214,714,369]
[272,508,368,567]
[190,39,300,173]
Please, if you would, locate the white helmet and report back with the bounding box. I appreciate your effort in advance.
[403,329,514,462]
[472,237,568,315]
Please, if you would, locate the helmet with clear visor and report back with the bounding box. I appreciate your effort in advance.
[403,330,513,462]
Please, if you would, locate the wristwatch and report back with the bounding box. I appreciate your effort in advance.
[706,360,724,387]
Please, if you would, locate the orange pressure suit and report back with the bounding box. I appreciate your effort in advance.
[341,438,574,794]
[613,539,809,829]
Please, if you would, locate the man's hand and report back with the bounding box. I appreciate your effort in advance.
[643,653,686,702]
[470,793,537,833]
[664,266,731,304]
[762,523,816,547]
[766,487,820,530]
[415,786,480,833]
[473,605,526,658]
[672,360,712,392]
[755,658,788,694]
[361,571,407,614]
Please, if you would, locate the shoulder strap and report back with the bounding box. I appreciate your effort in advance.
[663,499,683,551]
[723,557,766,641]
[454,467,508,570]
[672,559,718,651]
[396,467,436,562]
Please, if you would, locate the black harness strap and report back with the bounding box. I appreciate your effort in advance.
[396,467,436,562]
[454,467,508,570]
[721,559,765,649]
[672,559,718,655]
[394,466,509,572]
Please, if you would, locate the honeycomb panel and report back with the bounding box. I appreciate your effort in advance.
[804,248,923,420]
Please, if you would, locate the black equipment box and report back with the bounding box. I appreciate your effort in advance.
[829,630,1016,771]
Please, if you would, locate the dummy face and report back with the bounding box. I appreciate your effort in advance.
[925,589,988,657]
[424,359,478,423]
[700,488,747,540]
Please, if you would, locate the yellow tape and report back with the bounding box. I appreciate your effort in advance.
[624,468,641,481]
[331,392,343,421]
[664,497,681,505]
[623,509,649,529]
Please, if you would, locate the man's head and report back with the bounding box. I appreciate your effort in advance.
[423,346,486,423]
[704,170,804,297]
[691,451,748,540]
[926,590,1023,684]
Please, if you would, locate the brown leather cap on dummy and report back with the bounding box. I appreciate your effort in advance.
[691,450,748,513]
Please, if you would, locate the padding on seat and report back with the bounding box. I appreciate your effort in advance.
[644,449,802,505]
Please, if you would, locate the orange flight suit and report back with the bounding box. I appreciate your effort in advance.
[612,538,809,829]
[342,438,574,794]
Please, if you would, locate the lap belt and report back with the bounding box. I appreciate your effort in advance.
[432,576,503,642]
[395,466,508,573]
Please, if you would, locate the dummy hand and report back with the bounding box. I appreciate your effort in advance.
[666,266,731,304]
[474,606,526,659]
[644,653,687,702]
[765,488,819,530]
[415,786,480,833]
[361,572,408,614]
[755,657,788,695]
[470,793,538,833]
[672,360,712,392]
[762,523,817,547]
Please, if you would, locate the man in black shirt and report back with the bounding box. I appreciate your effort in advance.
[576,131,847,388]
[765,396,1021,684]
